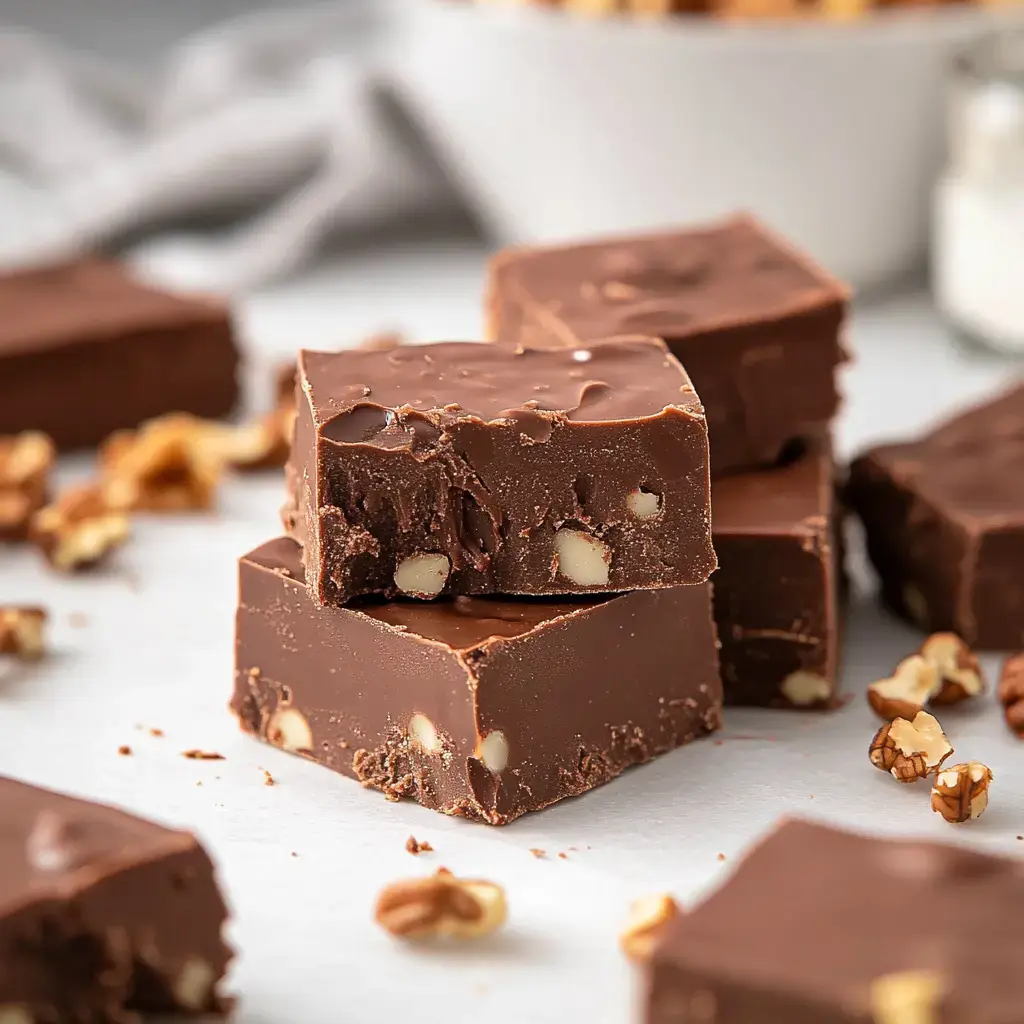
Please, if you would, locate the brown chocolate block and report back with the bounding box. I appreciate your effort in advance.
[487,213,848,477]
[0,259,240,450]
[848,382,1024,649]
[285,338,716,606]
[646,818,1024,1024]
[232,537,722,826]
[0,775,232,1020]
[713,436,842,708]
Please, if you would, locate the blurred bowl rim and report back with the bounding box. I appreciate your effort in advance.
[412,0,1024,46]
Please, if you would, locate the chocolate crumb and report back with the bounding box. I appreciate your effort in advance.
[149,727,164,738]
[291,851,298,857]
[1018,836,1023,841]
[405,835,433,855]
[181,750,225,761]
[263,770,275,787]
[717,853,727,862]
[117,745,132,757]
[529,848,546,859]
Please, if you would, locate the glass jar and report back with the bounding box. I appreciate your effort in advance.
[933,28,1024,356]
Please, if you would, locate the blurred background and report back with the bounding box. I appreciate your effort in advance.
[0,0,1023,358]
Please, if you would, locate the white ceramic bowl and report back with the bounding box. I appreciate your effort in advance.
[390,1,1024,290]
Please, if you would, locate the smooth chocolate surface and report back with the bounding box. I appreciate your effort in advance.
[232,537,722,825]
[713,436,841,708]
[0,259,240,449]
[646,818,1024,1024]
[0,775,231,1021]
[848,382,1024,649]
[284,338,715,606]
[487,214,848,477]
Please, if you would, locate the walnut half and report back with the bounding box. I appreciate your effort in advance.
[869,711,952,784]
[374,869,507,940]
[866,656,940,721]
[931,762,993,824]
[919,632,985,706]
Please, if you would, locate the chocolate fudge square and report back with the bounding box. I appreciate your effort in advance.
[487,214,848,477]
[232,538,722,826]
[0,258,239,449]
[713,435,842,709]
[0,775,232,1019]
[848,382,1024,649]
[647,818,1024,1024]
[284,338,716,606]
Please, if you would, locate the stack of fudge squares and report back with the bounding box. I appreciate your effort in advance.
[231,214,849,824]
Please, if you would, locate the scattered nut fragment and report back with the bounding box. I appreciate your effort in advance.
[477,730,509,773]
[181,750,225,761]
[553,527,611,587]
[0,607,46,660]
[626,488,661,519]
[0,432,55,540]
[866,656,939,721]
[869,712,952,784]
[997,653,1024,738]
[394,553,451,598]
[405,836,433,855]
[619,894,680,963]
[206,406,295,472]
[931,762,993,823]
[30,484,130,571]
[118,745,132,757]
[919,632,985,705]
[266,706,313,753]
[780,670,831,707]
[871,969,944,1024]
[374,869,507,940]
[100,414,226,512]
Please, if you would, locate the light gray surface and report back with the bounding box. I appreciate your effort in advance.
[0,231,1022,1023]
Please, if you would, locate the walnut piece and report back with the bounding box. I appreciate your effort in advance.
[266,707,313,753]
[408,713,441,754]
[206,405,295,472]
[30,485,130,571]
[866,655,939,721]
[780,670,831,707]
[919,632,985,705]
[869,711,952,784]
[871,969,944,1024]
[374,869,507,940]
[394,553,451,598]
[553,527,611,586]
[997,653,1024,738]
[619,893,679,963]
[100,414,226,512]
[0,607,47,660]
[626,488,661,519]
[0,432,55,541]
[477,730,509,773]
[931,762,993,823]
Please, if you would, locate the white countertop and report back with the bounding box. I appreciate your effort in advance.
[1,230,1022,1024]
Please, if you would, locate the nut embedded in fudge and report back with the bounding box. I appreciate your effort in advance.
[0,775,232,1019]
[848,380,1024,649]
[645,817,1024,1024]
[231,538,722,826]
[487,213,848,478]
[284,337,716,605]
[712,435,842,709]
[0,259,240,450]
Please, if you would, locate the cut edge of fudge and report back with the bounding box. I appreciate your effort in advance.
[712,434,843,709]
[232,537,722,826]
[286,338,717,605]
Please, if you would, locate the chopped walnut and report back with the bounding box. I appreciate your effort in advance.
[866,655,940,721]
[99,414,226,512]
[619,894,679,963]
[0,607,47,659]
[31,484,130,571]
[205,405,295,472]
[869,711,952,784]
[998,654,1024,738]
[374,869,507,940]
[405,835,433,855]
[0,432,55,540]
[919,632,985,705]
[931,761,993,823]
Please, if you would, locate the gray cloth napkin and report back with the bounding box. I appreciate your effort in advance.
[0,1,457,291]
